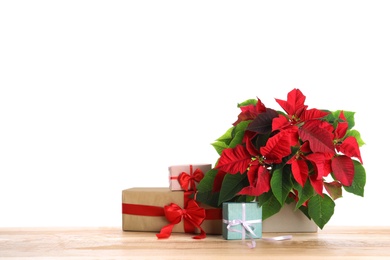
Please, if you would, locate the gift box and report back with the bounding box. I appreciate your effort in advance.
[122,187,222,236]
[168,164,211,191]
[222,202,262,240]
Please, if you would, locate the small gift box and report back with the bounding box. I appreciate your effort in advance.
[168,164,211,191]
[122,187,222,238]
[222,202,262,240]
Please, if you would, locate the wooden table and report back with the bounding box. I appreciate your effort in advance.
[0,226,389,259]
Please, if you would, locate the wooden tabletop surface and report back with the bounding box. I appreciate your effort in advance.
[0,226,389,259]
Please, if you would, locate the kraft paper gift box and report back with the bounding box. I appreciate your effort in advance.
[222,202,262,240]
[168,164,211,191]
[122,187,222,235]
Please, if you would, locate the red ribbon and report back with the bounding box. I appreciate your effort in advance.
[177,165,204,191]
[122,197,222,239]
[122,203,164,216]
[156,200,206,239]
[122,202,221,221]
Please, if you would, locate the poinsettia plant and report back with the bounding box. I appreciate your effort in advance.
[196,88,366,229]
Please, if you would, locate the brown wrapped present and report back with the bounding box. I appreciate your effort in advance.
[122,187,222,238]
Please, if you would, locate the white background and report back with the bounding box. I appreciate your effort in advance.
[1,1,389,228]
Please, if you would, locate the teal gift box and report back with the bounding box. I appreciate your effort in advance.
[222,202,262,240]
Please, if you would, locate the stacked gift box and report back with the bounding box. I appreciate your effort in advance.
[122,164,262,241]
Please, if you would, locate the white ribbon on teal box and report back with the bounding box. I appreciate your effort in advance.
[222,202,262,240]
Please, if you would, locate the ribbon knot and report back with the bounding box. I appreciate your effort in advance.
[177,165,204,191]
[224,219,259,239]
[156,199,206,239]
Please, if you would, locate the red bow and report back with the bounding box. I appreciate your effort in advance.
[178,166,204,191]
[156,199,206,239]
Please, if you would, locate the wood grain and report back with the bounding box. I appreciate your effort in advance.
[0,226,389,259]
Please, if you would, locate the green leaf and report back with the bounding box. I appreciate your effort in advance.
[245,195,255,202]
[197,169,217,193]
[260,194,282,220]
[228,121,251,148]
[237,99,258,107]
[235,195,255,203]
[218,173,249,205]
[215,126,234,143]
[308,194,335,229]
[256,191,273,207]
[270,165,293,205]
[331,110,356,129]
[285,195,295,204]
[343,111,356,130]
[229,130,245,148]
[196,169,220,207]
[294,179,314,209]
[298,205,311,219]
[234,120,251,133]
[344,160,366,197]
[211,141,229,155]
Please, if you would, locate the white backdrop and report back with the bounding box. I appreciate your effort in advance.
[1,1,389,228]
